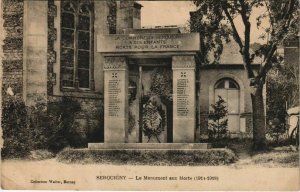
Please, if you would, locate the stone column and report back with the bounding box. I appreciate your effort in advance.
[23,0,48,105]
[103,57,128,143]
[172,56,196,143]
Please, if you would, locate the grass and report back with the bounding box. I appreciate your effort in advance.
[56,148,238,166]
[205,138,299,168]
[221,138,300,168]
[250,146,299,167]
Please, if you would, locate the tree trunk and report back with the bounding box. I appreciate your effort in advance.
[251,84,267,150]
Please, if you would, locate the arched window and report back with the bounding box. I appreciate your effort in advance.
[215,78,239,90]
[60,0,94,89]
[214,78,240,133]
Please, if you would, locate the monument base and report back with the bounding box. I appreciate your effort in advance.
[88,143,212,150]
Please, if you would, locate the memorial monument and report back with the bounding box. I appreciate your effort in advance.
[88,28,211,149]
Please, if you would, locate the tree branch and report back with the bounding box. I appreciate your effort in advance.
[256,0,296,82]
[221,0,255,79]
[221,1,244,50]
[238,0,255,78]
[257,43,277,80]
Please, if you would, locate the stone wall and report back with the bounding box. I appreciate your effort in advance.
[2,0,104,143]
[199,65,254,137]
[116,1,142,34]
[48,0,106,143]
[47,0,57,96]
[43,1,113,142]
[107,0,117,34]
[2,0,24,103]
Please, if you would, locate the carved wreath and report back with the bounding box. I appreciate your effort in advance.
[142,100,164,143]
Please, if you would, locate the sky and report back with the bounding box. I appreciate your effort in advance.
[138,1,196,27]
[138,1,269,43]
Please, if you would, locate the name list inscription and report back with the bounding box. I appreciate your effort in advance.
[177,79,189,116]
[98,33,200,52]
[108,78,121,117]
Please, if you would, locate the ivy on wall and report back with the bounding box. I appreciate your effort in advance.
[150,67,173,103]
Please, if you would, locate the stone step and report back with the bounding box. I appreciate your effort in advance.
[88,143,212,150]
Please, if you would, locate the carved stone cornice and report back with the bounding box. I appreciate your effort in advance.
[103,57,127,70]
[172,56,196,69]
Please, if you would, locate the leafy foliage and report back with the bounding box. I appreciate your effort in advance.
[28,97,82,153]
[266,64,299,144]
[150,67,172,103]
[191,0,299,150]
[190,5,231,64]
[192,0,299,79]
[208,96,228,141]
[1,98,30,158]
[1,97,84,158]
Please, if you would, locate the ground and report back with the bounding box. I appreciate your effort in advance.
[1,157,299,190]
[1,144,299,190]
[225,139,299,168]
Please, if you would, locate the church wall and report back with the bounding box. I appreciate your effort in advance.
[49,1,116,143]
[2,0,24,104]
[52,0,110,96]
[1,0,115,143]
[23,0,48,105]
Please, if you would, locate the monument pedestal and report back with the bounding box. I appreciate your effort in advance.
[103,57,128,143]
[172,56,196,143]
[88,143,211,150]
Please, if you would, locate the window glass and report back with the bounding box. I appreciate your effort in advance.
[61,48,74,67]
[78,50,90,69]
[79,4,90,15]
[78,69,89,88]
[62,2,75,12]
[78,31,90,50]
[78,15,90,30]
[215,81,225,89]
[229,81,239,89]
[61,67,74,87]
[61,12,74,29]
[60,0,93,89]
[61,29,74,48]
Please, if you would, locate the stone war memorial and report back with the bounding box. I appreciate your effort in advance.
[2,1,259,151]
[90,30,209,149]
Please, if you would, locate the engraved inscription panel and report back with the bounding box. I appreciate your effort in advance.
[108,72,121,117]
[98,33,200,52]
[177,78,189,116]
